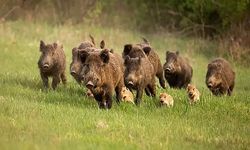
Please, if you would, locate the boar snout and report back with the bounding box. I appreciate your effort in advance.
[165,65,173,73]
[188,92,193,97]
[70,70,77,76]
[43,63,49,70]
[128,81,134,86]
[207,82,213,88]
[86,81,94,89]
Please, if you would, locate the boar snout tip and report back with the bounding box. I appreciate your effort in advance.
[165,67,172,73]
[43,64,49,70]
[207,82,213,88]
[70,70,76,76]
[128,81,134,86]
[86,81,94,89]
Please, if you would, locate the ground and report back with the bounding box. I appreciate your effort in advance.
[0,21,249,150]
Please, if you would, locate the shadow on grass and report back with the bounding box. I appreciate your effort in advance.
[0,73,98,109]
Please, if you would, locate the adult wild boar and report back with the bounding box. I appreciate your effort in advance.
[70,38,111,83]
[70,35,96,83]
[123,39,166,89]
[163,51,192,89]
[206,58,235,96]
[79,48,124,109]
[38,40,66,89]
[124,56,156,105]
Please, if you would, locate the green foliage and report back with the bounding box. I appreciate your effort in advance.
[0,21,249,149]
[1,0,249,34]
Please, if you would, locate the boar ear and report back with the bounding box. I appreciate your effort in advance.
[123,44,132,56]
[79,50,89,63]
[100,40,105,49]
[176,51,179,55]
[124,55,130,65]
[89,34,95,45]
[165,51,170,59]
[40,40,46,51]
[100,49,110,63]
[110,49,114,53]
[207,63,212,69]
[143,46,151,55]
[72,47,77,54]
[53,43,58,50]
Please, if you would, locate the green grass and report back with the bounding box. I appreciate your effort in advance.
[0,20,249,150]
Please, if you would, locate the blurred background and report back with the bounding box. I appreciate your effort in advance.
[0,0,250,65]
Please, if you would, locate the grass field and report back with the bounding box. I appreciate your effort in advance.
[0,21,249,150]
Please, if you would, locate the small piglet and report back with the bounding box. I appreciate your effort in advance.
[38,40,66,89]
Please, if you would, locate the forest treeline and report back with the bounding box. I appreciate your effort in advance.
[0,0,250,64]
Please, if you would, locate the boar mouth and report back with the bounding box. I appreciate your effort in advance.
[188,93,195,99]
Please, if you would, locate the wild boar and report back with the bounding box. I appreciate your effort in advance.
[79,49,124,109]
[38,40,66,89]
[163,51,192,88]
[206,58,235,96]
[124,56,156,105]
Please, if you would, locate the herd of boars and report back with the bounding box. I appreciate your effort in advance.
[38,35,236,109]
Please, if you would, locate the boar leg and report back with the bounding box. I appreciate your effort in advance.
[105,93,113,109]
[40,73,49,89]
[52,75,60,90]
[94,94,106,109]
[147,83,156,97]
[157,71,166,89]
[145,88,151,96]
[115,81,123,104]
[228,83,234,96]
[60,72,67,85]
[135,87,143,105]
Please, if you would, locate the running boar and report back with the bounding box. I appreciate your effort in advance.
[163,51,193,89]
[79,49,124,109]
[124,56,156,105]
[70,36,96,83]
[38,40,66,89]
[206,58,235,96]
[123,39,165,89]
[70,39,112,83]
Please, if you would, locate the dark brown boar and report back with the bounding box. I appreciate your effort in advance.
[123,40,165,89]
[163,51,193,89]
[79,49,124,109]
[38,40,66,89]
[206,58,235,96]
[70,44,95,83]
[124,56,156,105]
[70,38,112,83]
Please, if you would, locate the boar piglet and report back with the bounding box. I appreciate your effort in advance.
[124,56,156,105]
[79,49,124,109]
[38,40,66,89]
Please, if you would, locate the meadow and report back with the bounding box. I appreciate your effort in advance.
[0,21,249,149]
